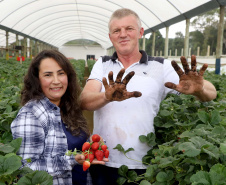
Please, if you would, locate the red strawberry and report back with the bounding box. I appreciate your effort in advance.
[92,134,100,142]
[83,160,90,171]
[101,144,107,152]
[85,153,95,163]
[95,150,104,161]
[91,142,99,151]
[104,149,109,158]
[82,142,90,152]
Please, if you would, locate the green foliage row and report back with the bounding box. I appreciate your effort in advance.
[69,59,85,86]
[115,72,226,184]
[87,60,96,73]
[0,58,86,184]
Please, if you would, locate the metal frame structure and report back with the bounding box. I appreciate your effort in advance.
[0,0,225,49]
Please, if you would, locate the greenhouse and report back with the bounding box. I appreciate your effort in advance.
[0,0,226,185]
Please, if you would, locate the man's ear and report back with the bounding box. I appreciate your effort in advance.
[109,33,113,42]
[139,27,144,39]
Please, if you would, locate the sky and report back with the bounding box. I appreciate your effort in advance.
[145,20,196,39]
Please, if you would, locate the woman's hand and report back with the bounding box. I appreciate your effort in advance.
[75,154,109,165]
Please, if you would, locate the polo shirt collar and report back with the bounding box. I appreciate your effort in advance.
[111,50,148,64]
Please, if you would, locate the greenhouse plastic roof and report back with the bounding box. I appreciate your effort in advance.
[0,0,225,49]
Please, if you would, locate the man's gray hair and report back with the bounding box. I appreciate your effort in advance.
[108,8,142,31]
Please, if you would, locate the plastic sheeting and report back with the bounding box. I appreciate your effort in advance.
[0,0,223,49]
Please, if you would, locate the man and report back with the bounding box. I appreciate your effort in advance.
[80,8,217,185]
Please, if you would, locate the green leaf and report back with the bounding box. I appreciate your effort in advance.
[165,170,174,181]
[19,166,34,176]
[4,105,12,113]
[159,110,172,117]
[179,130,195,139]
[128,170,137,181]
[209,164,226,185]
[139,135,147,143]
[178,142,201,157]
[17,175,33,185]
[190,171,211,184]
[18,171,53,185]
[146,132,156,147]
[118,165,128,177]
[9,138,22,153]
[144,165,158,180]
[32,171,50,184]
[113,144,125,153]
[220,117,226,126]
[139,180,152,185]
[156,171,168,182]
[189,136,210,149]
[0,144,14,153]
[125,148,134,154]
[198,111,210,124]
[202,144,220,159]
[116,177,127,185]
[220,143,226,155]
[3,154,22,175]
[210,110,221,125]
[212,126,226,139]
[158,156,180,169]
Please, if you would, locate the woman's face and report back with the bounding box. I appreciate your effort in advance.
[39,58,68,106]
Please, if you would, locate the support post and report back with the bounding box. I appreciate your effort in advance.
[142,35,145,51]
[184,19,190,59]
[215,5,225,74]
[30,39,33,59]
[6,31,9,60]
[164,27,169,58]
[16,34,19,59]
[152,32,155,56]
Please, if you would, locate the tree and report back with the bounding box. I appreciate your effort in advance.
[191,9,219,32]
[189,30,204,55]
[201,25,218,55]
[145,31,164,56]
[172,31,184,56]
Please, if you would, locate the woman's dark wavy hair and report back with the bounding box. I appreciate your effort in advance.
[21,49,90,136]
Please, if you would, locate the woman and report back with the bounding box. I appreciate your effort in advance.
[11,50,107,185]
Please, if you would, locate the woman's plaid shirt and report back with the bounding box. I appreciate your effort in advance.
[11,97,78,185]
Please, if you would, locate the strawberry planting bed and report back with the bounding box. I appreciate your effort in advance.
[0,58,225,184]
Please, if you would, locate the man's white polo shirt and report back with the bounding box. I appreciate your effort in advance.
[88,50,179,169]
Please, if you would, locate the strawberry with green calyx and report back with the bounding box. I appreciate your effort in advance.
[85,153,95,163]
[91,142,99,151]
[83,160,90,171]
[95,150,104,161]
[82,142,91,152]
[104,149,109,158]
[92,134,100,142]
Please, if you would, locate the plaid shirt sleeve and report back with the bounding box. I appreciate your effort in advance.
[11,100,78,179]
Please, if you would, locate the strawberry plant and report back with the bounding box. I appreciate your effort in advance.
[0,138,53,185]
[115,71,226,184]
[87,59,95,73]
[70,59,85,86]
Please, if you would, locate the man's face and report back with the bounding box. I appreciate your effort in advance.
[109,15,144,56]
